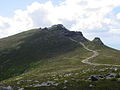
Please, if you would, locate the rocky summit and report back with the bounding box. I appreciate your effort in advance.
[92,37,104,45]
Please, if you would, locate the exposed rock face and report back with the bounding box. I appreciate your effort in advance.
[64,31,83,37]
[0,86,13,90]
[48,24,88,42]
[92,37,104,45]
[64,31,88,42]
[106,73,118,79]
[49,24,68,31]
[89,73,120,82]
[89,75,99,81]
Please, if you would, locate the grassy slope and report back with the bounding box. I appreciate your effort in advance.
[1,38,120,90]
[0,27,120,90]
[85,41,120,65]
[0,28,80,81]
[22,41,120,90]
[91,47,120,65]
[0,44,93,86]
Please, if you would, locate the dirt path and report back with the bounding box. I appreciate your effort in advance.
[70,38,120,67]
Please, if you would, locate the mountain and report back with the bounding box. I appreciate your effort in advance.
[0,24,120,90]
[0,24,88,81]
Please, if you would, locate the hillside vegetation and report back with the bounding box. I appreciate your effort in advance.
[0,25,83,81]
[0,24,120,90]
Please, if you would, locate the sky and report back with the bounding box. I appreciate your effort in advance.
[0,0,120,50]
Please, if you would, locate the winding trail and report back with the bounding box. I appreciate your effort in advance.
[70,38,120,67]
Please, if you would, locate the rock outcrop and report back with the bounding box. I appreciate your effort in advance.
[92,37,104,45]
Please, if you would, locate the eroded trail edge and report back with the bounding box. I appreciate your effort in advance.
[70,38,120,67]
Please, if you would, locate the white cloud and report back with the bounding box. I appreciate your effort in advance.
[0,0,120,49]
[109,28,120,34]
[116,13,120,19]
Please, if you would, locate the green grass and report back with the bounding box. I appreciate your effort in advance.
[0,46,92,83]
[89,46,120,65]
[0,25,120,90]
[1,42,120,90]
[84,39,120,65]
[0,28,80,81]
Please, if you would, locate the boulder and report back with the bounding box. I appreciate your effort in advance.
[106,73,117,79]
[89,75,99,81]
[89,75,104,81]
[0,86,13,90]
